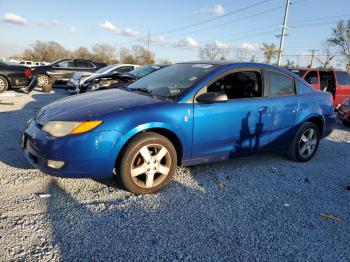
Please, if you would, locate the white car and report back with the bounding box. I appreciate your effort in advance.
[66,64,139,94]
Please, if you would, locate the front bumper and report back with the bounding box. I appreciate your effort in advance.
[66,81,80,94]
[21,120,123,178]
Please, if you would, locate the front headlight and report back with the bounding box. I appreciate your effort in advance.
[42,121,102,137]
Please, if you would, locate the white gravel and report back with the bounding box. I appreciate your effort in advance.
[0,88,349,261]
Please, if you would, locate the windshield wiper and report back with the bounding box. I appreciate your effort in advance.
[128,87,158,98]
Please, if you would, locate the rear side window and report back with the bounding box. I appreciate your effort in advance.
[115,66,134,73]
[304,71,318,84]
[268,71,295,96]
[75,61,94,69]
[335,71,350,85]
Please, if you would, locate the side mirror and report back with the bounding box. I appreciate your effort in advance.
[196,92,228,103]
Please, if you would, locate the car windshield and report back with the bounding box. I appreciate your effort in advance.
[129,65,163,78]
[128,63,218,99]
[96,64,118,74]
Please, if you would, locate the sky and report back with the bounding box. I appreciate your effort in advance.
[0,0,349,67]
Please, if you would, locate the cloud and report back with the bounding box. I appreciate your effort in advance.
[33,19,60,28]
[241,42,260,51]
[213,41,230,50]
[69,26,77,32]
[2,13,27,25]
[197,4,225,16]
[99,20,118,33]
[121,28,139,37]
[173,37,199,48]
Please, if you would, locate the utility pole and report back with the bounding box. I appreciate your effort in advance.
[114,40,117,61]
[308,49,319,68]
[277,0,291,66]
[147,30,150,53]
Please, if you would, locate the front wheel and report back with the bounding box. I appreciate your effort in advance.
[288,122,320,162]
[0,76,8,93]
[119,132,177,194]
[37,74,52,93]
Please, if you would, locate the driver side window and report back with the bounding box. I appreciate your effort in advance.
[207,71,263,99]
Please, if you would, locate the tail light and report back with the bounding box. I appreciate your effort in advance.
[24,68,32,78]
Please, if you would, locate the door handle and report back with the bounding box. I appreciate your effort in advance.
[259,106,268,114]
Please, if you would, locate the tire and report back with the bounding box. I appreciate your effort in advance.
[118,132,177,194]
[0,76,9,93]
[342,119,350,127]
[287,122,320,162]
[37,74,52,93]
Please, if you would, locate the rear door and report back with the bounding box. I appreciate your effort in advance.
[51,60,75,81]
[334,71,350,105]
[192,68,274,159]
[266,70,299,147]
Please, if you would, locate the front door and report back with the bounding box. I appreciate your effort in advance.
[192,69,273,159]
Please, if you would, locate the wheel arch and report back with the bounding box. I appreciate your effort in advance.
[0,74,10,87]
[303,115,324,136]
[114,124,184,169]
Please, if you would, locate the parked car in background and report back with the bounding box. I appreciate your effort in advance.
[31,59,107,92]
[0,61,33,93]
[287,68,350,106]
[22,61,335,194]
[67,64,139,94]
[338,97,350,126]
[85,64,169,93]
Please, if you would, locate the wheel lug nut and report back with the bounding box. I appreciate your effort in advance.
[153,167,156,170]
[147,161,150,165]
[153,160,156,163]
[147,168,150,172]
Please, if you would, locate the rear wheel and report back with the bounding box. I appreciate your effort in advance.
[0,76,8,93]
[119,132,177,194]
[37,74,52,93]
[288,122,320,162]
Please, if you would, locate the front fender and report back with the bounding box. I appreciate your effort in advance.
[111,122,189,165]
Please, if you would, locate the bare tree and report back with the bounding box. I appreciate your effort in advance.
[132,45,155,65]
[328,19,350,70]
[317,42,334,69]
[198,43,222,60]
[260,43,278,64]
[284,59,295,68]
[158,58,172,64]
[119,47,136,64]
[22,41,69,62]
[73,47,93,60]
[92,44,115,64]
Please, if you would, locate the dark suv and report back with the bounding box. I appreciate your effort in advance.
[31,59,106,92]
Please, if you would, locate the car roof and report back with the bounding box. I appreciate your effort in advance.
[175,61,295,76]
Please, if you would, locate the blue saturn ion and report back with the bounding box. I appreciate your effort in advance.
[21,61,336,194]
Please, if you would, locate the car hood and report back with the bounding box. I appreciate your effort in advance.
[35,89,162,124]
[72,71,94,81]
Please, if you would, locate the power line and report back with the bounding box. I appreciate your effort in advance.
[167,5,284,38]
[158,0,271,35]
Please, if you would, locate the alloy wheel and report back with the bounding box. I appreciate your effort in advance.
[130,144,171,189]
[38,75,49,87]
[298,128,317,157]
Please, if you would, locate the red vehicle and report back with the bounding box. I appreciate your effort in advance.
[338,97,350,126]
[288,68,350,106]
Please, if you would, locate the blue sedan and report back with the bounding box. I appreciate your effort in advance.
[21,61,336,194]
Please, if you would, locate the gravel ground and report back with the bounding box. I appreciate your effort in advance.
[0,87,349,261]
